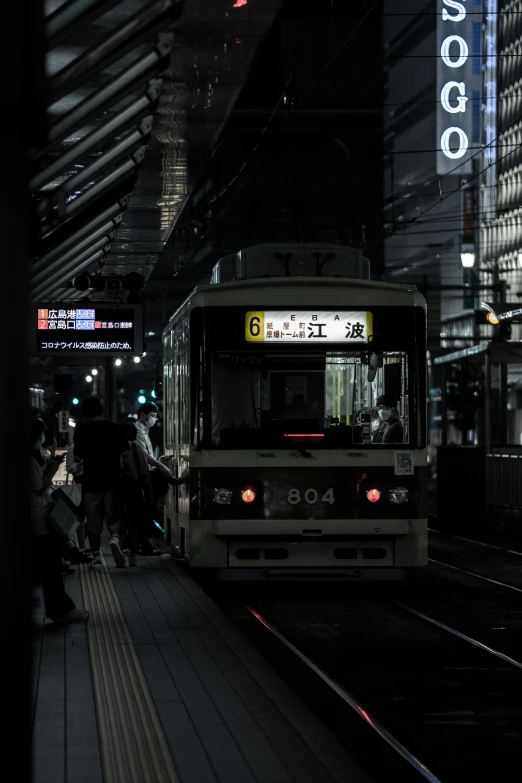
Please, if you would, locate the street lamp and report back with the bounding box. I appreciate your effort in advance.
[460,242,475,268]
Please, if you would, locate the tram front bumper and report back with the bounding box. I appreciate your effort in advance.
[212,518,413,536]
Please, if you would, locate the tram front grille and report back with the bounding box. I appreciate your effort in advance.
[228,540,394,567]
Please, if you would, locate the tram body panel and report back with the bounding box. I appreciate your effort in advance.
[162,272,427,580]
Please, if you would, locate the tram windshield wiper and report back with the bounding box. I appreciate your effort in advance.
[281,432,314,458]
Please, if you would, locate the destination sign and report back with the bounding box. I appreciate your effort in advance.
[33,303,144,355]
[245,311,372,343]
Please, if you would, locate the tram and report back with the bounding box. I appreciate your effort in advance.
[161,244,427,580]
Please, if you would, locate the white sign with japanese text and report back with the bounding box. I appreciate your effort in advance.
[245,311,372,343]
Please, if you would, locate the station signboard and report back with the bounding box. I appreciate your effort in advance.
[32,303,144,356]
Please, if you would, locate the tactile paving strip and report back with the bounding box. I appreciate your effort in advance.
[80,558,179,783]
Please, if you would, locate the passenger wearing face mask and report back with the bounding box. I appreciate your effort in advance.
[135,403,172,478]
[372,393,404,444]
[135,403,173,555]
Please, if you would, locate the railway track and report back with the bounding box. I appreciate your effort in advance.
[242,594,522,783]
[212,565,522,783]
[428,527,522,557]
[428,557,522,594]
[248,606,442,783]
[207,529,522,782]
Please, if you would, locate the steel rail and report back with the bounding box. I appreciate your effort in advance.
[247,606,442,783]
[428,527,522,557]
[392,600,522,670]
[428,558,522,594]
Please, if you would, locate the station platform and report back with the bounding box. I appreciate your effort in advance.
[32,551,367,783]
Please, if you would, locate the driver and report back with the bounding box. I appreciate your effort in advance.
[372,393,403,444]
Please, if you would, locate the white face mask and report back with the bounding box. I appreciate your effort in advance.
[145,415,158,429]
[378,408,392,422]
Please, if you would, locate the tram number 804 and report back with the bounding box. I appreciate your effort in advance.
[287,488,335,505]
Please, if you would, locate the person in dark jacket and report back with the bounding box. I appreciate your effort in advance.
[372,393,404,444]
[30,417,89,624]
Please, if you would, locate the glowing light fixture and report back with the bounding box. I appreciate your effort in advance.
[366,488,381,503]
[241,488,256,503]
[460,251,475,268]
[133,356,141,364]
[72,398,79,405]
[486,311,500,325]
[285,433,324,438]
[115,358,122,367]
[138,395,146,404]
[91,368,98,376]
[85,375,93,383]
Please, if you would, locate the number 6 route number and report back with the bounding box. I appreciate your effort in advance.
[287,488,335,505]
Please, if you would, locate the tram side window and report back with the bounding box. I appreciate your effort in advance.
[212,357,258,444]
[211,351,410,447]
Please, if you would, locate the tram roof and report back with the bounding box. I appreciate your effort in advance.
[165,276,424,327]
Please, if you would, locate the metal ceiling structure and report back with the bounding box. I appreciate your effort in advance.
[32,0,282,304]
[30,0,385,405]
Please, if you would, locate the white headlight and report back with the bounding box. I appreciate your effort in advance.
[213,488,232,505]
[389,487,409,505]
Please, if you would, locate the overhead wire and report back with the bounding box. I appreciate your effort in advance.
[205,0,382,207]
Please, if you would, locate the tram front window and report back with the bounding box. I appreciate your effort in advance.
[211,351,409,447]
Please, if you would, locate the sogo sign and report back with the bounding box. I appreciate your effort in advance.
[436,0,474,174]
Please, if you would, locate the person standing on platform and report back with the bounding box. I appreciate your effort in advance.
[74,397,137,569]
[135,403,173,554]
[66,420,87,551]
[30,417,89,624]
[120,420,151,566]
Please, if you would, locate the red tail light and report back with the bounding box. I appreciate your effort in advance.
[241,488,256,503]
[366,488,381,503]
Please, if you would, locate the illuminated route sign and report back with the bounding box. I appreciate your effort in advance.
[245,311,372,343]
[33,304,143,355]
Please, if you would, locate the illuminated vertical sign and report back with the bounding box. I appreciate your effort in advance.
[437,0,476,174]
[482,0,497,218]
